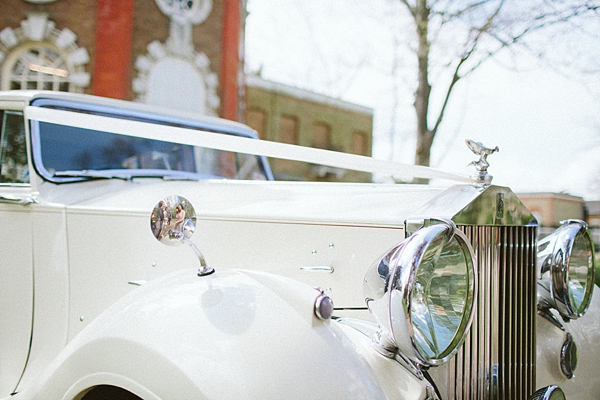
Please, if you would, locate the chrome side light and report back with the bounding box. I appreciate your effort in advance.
[314,289,334,320]
[364,220,477,367]
[538,220,595,320]
[560,333,577,379]
[529,385,566,400]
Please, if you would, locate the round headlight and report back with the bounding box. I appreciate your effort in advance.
[364,220,477,366]
[538,220,595,320]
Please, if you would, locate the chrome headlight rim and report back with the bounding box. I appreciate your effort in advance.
[402,224,477,366]
[529,385,566,400]
[539,219,595,320]
[364,220,477,367]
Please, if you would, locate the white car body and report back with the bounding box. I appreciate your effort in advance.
[0,91,598,399]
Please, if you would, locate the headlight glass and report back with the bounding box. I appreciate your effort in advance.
[568,230,594,314]
[410,230,474,361]
[364,220,477,367]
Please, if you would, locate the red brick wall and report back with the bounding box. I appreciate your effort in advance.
[95,0,134,99]
[1,0,229,112]
[131,0,169,101]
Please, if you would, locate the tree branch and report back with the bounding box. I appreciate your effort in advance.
[430,0,506,135]
[399,0,417,18]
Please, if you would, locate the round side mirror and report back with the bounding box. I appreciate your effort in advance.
[151,195,214,276]
[151,195,197,245]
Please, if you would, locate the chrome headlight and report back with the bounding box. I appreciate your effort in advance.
[538,220,595,320]
[529,385,566,400]
[364,220,477,367]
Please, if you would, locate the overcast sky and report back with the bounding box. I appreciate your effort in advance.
[244,0,600,200]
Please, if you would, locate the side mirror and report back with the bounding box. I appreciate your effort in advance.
[151,195,214,276]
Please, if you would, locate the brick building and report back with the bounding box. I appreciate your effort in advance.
[517,192,600,263]
[586,201,600,249]
[1,0,374,182]
[245,75,373,182]
[587,201,600,228]
[0,0,243,119]
[517,192,586,236]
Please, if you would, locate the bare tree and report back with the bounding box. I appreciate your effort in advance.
[396,0,600,175]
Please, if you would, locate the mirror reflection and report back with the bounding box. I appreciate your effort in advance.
[151,195,196,246]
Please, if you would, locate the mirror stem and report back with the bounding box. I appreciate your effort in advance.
[183,238,215,276]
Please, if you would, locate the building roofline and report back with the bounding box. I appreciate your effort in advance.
[517,192,584,202]
[245,75,374,116]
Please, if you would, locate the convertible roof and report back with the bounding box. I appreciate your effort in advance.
[0,90,253,134]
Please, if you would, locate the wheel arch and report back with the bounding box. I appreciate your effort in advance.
[21,268,387,399]
[27,337,207,400]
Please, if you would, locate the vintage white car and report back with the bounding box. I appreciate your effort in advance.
[0,90,598,400]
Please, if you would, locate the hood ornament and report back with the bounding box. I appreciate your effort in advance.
[466,139,499,184]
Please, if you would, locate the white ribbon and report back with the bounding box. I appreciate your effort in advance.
[25,106,476,183]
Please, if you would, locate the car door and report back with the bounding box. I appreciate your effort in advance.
[0,107,33,396]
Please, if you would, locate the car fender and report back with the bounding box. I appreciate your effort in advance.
[20,268,407,399]
[536,289,600,399]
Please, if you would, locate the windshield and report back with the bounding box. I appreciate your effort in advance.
[30,102,271,182]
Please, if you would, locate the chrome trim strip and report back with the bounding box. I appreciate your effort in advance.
[0,194,38,205]
[127,280,147,286]
[300,266,334,273]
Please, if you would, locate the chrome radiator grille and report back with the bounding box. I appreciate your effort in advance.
[438,225,537,399]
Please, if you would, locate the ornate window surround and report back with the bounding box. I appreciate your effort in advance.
[0,12,90,92]
[132,0,219,115]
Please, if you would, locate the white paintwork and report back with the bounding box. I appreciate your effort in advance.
[24,203,70,393]
[0,196,33,396]
[19,269,409,399]
[536,290,600,398]
[1,91,599,399]
[46,179,441,340]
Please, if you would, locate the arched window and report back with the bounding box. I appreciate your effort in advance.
[0,13,90,92]
[3,42,70,91]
